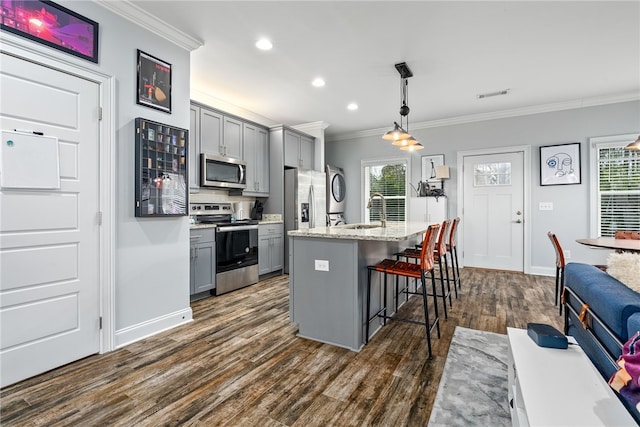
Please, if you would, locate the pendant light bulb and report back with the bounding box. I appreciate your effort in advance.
[625,135,640,150]
[400,142,424,152]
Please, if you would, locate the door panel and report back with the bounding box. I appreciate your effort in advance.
[463,151,524,271]
[0,53,101,387]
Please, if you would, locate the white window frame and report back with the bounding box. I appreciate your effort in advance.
[361,157,409,223]
[589,133,639,237]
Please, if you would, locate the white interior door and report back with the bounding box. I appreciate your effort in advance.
[0,53,101,387]
[462,151,524,271]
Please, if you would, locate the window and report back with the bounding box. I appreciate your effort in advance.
[473,162,512,186]
[363,159,407,223]
[590,135,640,237]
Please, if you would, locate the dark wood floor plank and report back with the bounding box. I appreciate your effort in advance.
[1,270,562,426]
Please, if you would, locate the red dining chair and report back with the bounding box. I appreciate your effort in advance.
[366,224,441,358]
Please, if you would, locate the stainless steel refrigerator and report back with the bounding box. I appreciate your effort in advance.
[284,168,326,273]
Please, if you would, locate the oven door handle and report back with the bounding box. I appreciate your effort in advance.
[217,225,258,232]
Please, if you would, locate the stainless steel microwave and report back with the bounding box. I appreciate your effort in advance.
[200,153,246,189]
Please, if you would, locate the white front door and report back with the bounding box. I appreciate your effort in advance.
[462,151,524,271]
[0,53,101,387]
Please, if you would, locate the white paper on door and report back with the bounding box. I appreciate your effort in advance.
[0,130,60,189]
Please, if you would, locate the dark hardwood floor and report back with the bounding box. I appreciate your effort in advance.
[1,268,561,426]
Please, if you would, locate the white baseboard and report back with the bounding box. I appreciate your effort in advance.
[115,307,193,349]
[529,266,556,277]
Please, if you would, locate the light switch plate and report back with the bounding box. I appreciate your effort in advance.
[539,202,553,211]
[315,259,329,271]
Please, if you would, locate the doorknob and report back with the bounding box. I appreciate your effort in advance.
[516,210,522,215]
[515,219,522,223]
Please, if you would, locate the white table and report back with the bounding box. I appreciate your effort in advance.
[507,327,636,426]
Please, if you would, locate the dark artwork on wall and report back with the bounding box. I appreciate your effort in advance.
[137,50,172,114]
[0,0,99,63]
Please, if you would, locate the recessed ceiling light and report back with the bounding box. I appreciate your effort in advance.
[256,38,273,51]
[312,78,325,88]
[347,103,358,111]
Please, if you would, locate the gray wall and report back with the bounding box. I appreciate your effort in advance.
[54,2,192,340]
[326,101,640,275]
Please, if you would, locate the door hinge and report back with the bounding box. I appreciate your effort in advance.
[99,317,103,329]
[98,211,103,225]
[98,107,103,121]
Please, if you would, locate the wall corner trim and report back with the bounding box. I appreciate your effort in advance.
[95,0,203,51]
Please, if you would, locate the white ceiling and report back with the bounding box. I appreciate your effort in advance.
[128,1,640,139]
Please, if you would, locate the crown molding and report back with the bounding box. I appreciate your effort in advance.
[94,0,203,51]
[328,92,640,142]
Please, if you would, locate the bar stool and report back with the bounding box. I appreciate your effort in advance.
[547,231,565,315]
[447,217,462,291]
[396,220,452,319]
[366,224,441,358]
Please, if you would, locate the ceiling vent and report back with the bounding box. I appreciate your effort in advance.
[477,89,510,99]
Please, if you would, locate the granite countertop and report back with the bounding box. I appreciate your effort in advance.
[259,220,284,225]
[288,221,430,242]
[190,223,217,229]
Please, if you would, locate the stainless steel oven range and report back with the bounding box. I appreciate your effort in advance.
[191,203,259,295]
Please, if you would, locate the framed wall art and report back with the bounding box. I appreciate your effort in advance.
[136,50,172,113]
[540,142,581,186]
[421,154,445,188]
[0,0,99,63]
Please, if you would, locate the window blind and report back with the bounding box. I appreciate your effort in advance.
[597,145,640,236]
[364,162,407,222]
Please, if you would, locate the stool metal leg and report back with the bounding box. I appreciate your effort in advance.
[419,271,433,359]
[366,268,372,344]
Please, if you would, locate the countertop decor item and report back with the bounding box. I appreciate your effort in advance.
[0,0,99,63]
[137,50,172,113]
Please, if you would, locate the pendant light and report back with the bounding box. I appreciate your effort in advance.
[383,62,418,148]
[625,135,640,150]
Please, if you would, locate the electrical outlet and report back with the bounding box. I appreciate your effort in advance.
[563,250,571,259]
[539,202,553,211]
[315,259,329,271]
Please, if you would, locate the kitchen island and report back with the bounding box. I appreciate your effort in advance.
[288,221,430,351]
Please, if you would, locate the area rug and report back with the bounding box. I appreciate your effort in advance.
[428,326,511,426]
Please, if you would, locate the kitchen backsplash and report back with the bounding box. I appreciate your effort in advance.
[262,213,282,222]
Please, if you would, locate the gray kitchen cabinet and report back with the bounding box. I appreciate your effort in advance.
[299,135,314,169]
[200,107,223,156]
[190,228,216,298]
[259,223,284,275]
[243,122,270,196]
[223,116,243,159]
[189,104,201,191]
[284,129,314,169]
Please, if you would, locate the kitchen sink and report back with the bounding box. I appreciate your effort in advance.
[340,223,381,230]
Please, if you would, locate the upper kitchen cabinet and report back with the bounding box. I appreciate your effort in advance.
[199,107,223,156]
[223,116,242,159]
[198,105,242,159]
[243,123,270,196]
[284,129,314,169]
[189,104,201,191]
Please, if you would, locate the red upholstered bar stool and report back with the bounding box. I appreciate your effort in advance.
[447,217,462,292]
[547,231,565,315]
[366,224,441,358]
[396,219,452,319]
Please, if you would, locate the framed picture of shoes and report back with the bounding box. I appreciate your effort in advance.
[136,49,172,114]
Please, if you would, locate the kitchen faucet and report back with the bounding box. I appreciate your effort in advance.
[367,192,387,228]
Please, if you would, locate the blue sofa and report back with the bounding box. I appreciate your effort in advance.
[563,262,640,423]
